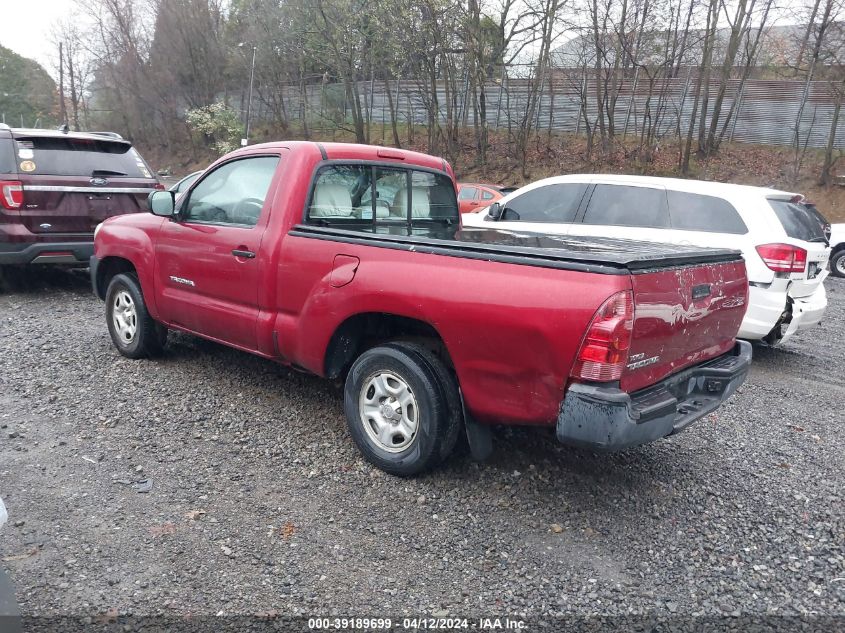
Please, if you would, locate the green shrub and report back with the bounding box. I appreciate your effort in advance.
[185,102,242,155]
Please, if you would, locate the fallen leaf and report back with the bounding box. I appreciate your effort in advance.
[280,522,295,540]
[148,522,177,538]
[184,509,206,521]
[550,523,563,533]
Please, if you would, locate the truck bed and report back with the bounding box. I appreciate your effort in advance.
[289,224,744,273]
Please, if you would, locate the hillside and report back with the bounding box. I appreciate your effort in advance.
[0,43,57,128]
[140,126,845,223]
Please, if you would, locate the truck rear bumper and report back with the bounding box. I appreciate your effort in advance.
[556,341,752,451]
[0,241,94,265]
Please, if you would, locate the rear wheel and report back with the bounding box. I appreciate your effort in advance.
[105,273,167,359]
[344,342,461,476]
[830,249,845,279]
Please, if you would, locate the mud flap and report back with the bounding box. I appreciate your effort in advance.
[460,390,493,461]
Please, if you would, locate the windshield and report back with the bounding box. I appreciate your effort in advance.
[768,199,827,243]
[13,137,153,179]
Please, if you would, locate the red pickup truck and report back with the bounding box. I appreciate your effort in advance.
[91,142,751,475]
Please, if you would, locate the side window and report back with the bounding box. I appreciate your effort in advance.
[481,189,496,201]
[668,191,748,234]
[0,138,15,174]
[458,186,478,201]
[503,183,587,222]
[582,184,669,228]
[184,156,278,226]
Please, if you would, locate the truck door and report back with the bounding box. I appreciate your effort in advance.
[154,154,282,350]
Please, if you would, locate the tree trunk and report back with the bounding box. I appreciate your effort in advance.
[58,42,68,125]
[820,82,843,185]
[384,80,401,148]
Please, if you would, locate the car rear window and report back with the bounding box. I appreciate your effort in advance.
[768,199,827,242]
[0,138,15,174]
[668,190,747,234]
[583,184,670,228]
[12,137,153,178]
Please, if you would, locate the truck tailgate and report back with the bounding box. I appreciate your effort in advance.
[622,259,748,393]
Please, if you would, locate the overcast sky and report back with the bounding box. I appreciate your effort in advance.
[1,0,78,73]
[2,0,804,79]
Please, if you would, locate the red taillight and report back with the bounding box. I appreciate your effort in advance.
[154,182,165,191]
[571,290,634,382]
[0,180,23,210]
[756,243,807,274]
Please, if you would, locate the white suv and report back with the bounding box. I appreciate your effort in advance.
[463,175,830,344]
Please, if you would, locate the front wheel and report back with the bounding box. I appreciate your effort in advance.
[343,342,461,476]
[830,249,845,279]
[105,273,167,359]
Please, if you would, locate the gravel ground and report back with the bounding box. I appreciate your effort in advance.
[0,268,843,630]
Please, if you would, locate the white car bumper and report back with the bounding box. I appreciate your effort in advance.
[781,283,827,343]
[739,282,827,342]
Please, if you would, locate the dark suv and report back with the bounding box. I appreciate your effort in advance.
[0,124,161,267]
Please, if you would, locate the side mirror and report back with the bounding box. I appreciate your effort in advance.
[148,190,175,217]
[487,202,502,220]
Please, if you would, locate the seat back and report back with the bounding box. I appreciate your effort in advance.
[311,184,354,217]
[392,187,431,218]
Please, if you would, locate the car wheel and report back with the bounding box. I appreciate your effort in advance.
[105,273,167,359]
[830,249,845,278]
[344,342,461,476]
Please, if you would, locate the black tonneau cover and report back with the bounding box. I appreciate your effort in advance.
[290,224,743,275]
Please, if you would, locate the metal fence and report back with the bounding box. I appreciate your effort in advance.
[243,75,843,150]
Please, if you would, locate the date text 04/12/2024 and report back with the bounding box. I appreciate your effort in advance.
[307,618,527,630]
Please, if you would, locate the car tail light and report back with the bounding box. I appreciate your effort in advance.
[0,180,23,210]
[154,182,165,191]
[756,243,807,274]
[571,290,634,382]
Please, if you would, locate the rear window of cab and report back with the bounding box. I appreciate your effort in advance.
[307,163,459,226]
[11,136,153,179]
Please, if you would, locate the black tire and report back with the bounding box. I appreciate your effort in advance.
[343,342,462,476]
[830,249,845,279]
[105,273,167,359]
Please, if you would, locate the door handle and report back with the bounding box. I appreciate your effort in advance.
[231,249,255,259]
